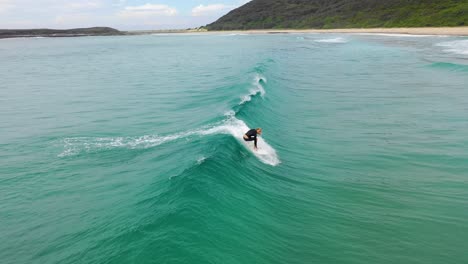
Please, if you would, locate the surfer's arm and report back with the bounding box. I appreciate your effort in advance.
[254,136,257,149]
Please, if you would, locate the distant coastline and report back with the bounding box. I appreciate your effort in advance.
[2,27,467,39]
[0,27,123,39]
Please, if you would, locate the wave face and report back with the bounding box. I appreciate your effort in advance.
[428,62,468,72]
[2,34,468,264]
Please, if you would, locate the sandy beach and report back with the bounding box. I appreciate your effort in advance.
[181,27,468,36]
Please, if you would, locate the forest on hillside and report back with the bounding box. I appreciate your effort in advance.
[207,0,468,30]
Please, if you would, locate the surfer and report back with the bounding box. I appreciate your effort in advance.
[243,128,262,150]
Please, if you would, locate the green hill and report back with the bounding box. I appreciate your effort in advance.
[206,0,468,30]
[0,27,123,39]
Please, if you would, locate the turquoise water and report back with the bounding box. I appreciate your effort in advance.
[1,33,468,264]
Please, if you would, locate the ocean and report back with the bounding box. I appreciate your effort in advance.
[1,33,467,264]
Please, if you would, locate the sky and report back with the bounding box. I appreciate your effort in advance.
[0,0,250,30]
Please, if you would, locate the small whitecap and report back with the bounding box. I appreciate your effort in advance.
[315,37,348,43]
[197,156,207,164]
[436,39,468,55]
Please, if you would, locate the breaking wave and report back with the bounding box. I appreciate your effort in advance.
[59,73,280,166]
[239,74,266,105]
[436,39,468,56]
[315,37,348,43]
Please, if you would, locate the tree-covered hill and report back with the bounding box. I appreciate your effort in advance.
[206,0,468,30]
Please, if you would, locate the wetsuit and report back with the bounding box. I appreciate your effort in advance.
[243,129,258,148]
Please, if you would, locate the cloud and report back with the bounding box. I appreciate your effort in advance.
[112,0,127,7]
[0,1,249,30]
[118,3,178,19]
[0,0,15,13]
[191,4,235,17]
[55,13,95,27]
[67,1,102,10]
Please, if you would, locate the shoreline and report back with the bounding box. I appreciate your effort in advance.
[2,27,467,39]
[157,27,468,36]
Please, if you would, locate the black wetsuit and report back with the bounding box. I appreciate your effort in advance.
[244,129,258,148]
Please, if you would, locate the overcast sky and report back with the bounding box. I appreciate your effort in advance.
[0,0,250,30]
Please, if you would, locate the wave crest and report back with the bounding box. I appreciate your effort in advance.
[239,74,267,105]
[315,37,348,43]
[436,40,468,55]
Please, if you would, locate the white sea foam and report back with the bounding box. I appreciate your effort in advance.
[222,33,247,36]
[197,156,207,164]
[60,116,280,166]
[151,33,206,37]
[239,74,267,105]
[224,110,236,117]
[436,40,468,55]
[315,37,348,43]
[59,133,190,157]
[201,117,280,165]
[220,117,280,166]
[354,33,444,38]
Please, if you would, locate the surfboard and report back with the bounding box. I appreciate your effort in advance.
[239,135,279,165]
[244,143,268,155]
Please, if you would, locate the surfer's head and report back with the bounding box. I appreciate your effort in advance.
[256,128,262,135]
